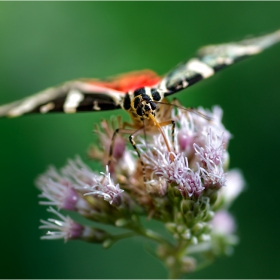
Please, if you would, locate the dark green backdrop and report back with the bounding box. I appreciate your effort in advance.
[0,2,279,279]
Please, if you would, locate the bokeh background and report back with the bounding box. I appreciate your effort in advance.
[0,2,280,278]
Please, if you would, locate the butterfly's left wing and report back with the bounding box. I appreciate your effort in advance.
[0,70,161,117]
[159,30,280,97]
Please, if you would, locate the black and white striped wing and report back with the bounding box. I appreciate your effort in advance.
[159,30,280,97]
[0,80,124,117]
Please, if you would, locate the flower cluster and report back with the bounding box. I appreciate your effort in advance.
[37,103,244,278]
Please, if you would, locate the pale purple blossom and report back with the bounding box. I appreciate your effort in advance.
[113,149,136,176]
[36,166,72,189]
[211,210,236,235]
[61,156,102,187]
[84,166,124,206]
[36,160,93,212]
[193,106,231,148]
[144,149,204,198]
[172,109,197,156]
[40,207,85,241]
[113,135,126,160]
[90,117,127,172]
[38,179,80,210]
[219,169,245,207]
[194,129,227,188]
[200,163,226,188]
[194,129,225,168]
[169,106,231,171]
[178,130,195,155]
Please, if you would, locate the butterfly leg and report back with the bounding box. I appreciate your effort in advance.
[107,121,144,169]
[107,122,148,181]
[128,128,147,182]
[107,122,134,167]
[171,98,212,122]
[157,119,176,153]
[107,125,133,166]
[107,127,120,167]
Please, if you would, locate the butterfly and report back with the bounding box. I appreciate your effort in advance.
[0,30,279,160]
[1,30,279,120]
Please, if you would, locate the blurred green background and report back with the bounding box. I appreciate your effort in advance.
[0,2,280,278]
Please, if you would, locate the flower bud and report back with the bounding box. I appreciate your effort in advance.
[192,222,204,236]
[102,238,114,249]
[183,199,195,212]
[203,210,215,222]
[181,257,196,273]
[182,229,191,240]
[177,224,186,234]
[115,218,129,227]
[190,236,198,245]
[165,223,177,234]
[185,211,195,227]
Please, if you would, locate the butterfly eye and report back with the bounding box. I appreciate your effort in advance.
[136,106,144,116]
[123,94,131,110]
[141,94,151,102]
[134,88,146,96]
[133,97,141,109]
[151,89,161,101]
[150,102,157,110]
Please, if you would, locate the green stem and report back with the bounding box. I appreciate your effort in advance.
[113,231,138,242]
[124,218,191,279]
[168,267,182,279]
[143,229,173,248]
[126,216,173,248]
[165,238,192,279]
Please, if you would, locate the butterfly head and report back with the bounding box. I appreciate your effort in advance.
[128,87,162,119]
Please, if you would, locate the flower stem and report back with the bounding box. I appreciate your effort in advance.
[168,267,182,279]
[143,229,173,248]
[113,231,138,242]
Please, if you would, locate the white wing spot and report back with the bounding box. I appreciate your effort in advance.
[93,101,101,111]
[40,102,55,113]
[144,87,151,96]
[187,58,214,78]
[182,80,188,88]
[63,90,84,113]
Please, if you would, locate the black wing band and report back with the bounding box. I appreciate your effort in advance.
[0,81,123,117]
[160,30,280,97]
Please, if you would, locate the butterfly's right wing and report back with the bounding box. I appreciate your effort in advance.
[0,80,126,117]
[0,70,161,118]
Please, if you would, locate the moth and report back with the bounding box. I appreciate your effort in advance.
[0,30,279,158]
[1,30,280,119]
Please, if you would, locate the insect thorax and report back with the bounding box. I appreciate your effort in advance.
[122,87,162,124]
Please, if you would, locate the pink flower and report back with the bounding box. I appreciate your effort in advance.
[84,166,124,206]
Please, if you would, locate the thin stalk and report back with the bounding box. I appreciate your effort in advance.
[112,231,138,242]
[168,267,182,279]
